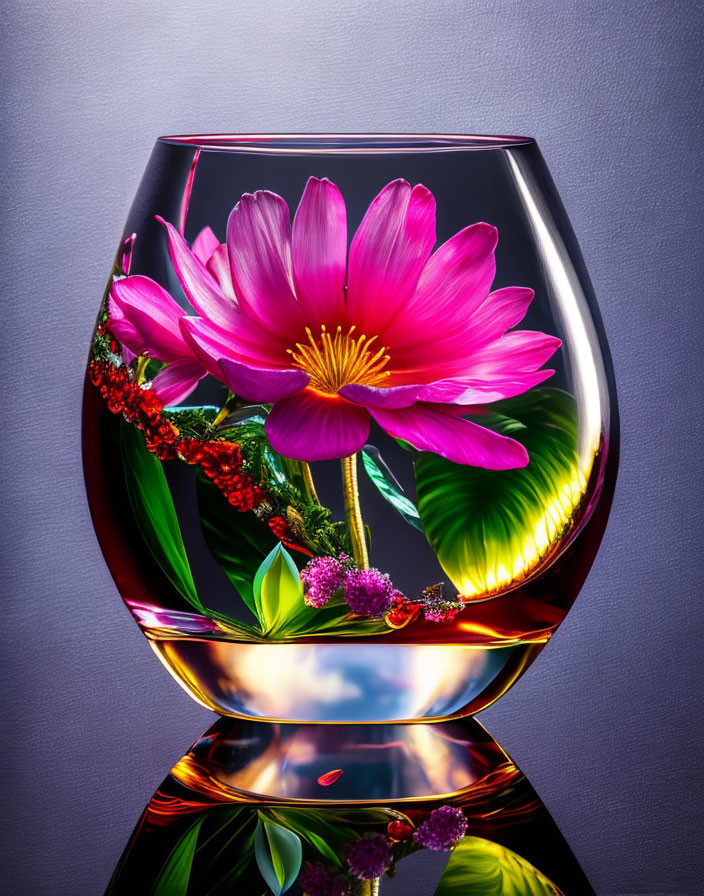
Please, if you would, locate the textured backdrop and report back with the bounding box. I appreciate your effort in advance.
[2,1,703,893]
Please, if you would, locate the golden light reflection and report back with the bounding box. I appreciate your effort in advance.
[459,465,592,599]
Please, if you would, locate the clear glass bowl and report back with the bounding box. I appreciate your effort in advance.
[82,134,618,722]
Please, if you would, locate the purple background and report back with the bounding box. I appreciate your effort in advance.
[2,1,703,893]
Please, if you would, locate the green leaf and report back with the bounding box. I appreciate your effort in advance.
[253,545,306,636]
[151,816,204,896]
[434,836,563,895]
[415,388,587,600]
[120,421,204,613]
[254,816,302,895]
[362,445,423,531]
[196,473,277,618]
[263,809,360,869]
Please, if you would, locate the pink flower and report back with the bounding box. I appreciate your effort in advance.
[110,179,560,466]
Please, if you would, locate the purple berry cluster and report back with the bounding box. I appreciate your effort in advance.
[300,554,351,608]
[298,862,349,896]
[300,556,395,617]
[342,568,394,616]
[346,833,394,880]
[412,806,468,851]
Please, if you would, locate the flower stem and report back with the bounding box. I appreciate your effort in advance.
[211,405,232,428]
[341,453,369,569]
[135,355,150,385]
[301,461,320,504]
[352,880,380,895]
[210,392,240,431]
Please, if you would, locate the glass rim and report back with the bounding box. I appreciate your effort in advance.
[156,132,536,154]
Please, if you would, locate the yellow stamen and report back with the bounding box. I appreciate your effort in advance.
[288,325,391,394]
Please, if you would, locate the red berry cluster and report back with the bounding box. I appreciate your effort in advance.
[97,321,120,354]
[88,360,180,460]
[266,514,313,556]
[178,438,267,511]
[385,594,421,628]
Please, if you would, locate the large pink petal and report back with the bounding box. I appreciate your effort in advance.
[219,358,309,403]
[369,403,529,469]
[108,294,149,357]
[191,226,220,264]
[346,180,436,333]
[151,360,207,405]
[179,315,289,378]
[206,244,236,300]
[110,276,190,362]
[417,368,556,404]
[265,391,370,462]
[226,191,305,337]
[179,316,242,380]
[341,316,557,407]
[469,331,562,377]
[339,382,423,409]
[466,286,535,346]
[158,217,238,330]
[384,222,498,359]
[291,177,347,324]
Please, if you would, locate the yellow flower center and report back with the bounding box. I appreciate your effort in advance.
[288,325,391,395]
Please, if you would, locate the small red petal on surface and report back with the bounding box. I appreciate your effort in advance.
[317,769,343,786]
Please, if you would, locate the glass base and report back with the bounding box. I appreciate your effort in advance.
[150,638,540,722]
[171,717,512,804]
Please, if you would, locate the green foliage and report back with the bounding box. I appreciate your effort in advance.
[253,545,306,636]
[254,816,302,895]
[434,836,563,896]
[362,445,423,531]
[196,473,278,617]
[162,405,219,438]
[120,421,204,613]
[151,817,204,896]
[415,389,583,599]
[263,809,360,869]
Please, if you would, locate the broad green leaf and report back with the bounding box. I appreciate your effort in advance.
[415,389,589,599]
[196,473,278,618]
[254,545,305,636]
[121,421,204,613]
[151,816,204,896]
[362,445,423,531]
[254,816,302,895]
[264,809,360,869]
[434,836,563,895]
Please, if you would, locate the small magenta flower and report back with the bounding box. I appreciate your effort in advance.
[298,862,349,896]
[346,834,394,880]
[342,568,394,616]
[300,554,350,607]
[412,806,468,851]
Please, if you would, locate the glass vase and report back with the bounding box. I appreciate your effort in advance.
[82,134,618,723]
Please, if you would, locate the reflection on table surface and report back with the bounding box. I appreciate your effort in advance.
[106,717,595,895]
